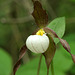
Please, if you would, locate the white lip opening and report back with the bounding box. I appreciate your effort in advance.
[26,34,49,53]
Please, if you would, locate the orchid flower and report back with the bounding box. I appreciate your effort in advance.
[13,1,75,75]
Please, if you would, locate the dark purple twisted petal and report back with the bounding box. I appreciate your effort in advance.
[43,27,75,63]
[13,45,27,75]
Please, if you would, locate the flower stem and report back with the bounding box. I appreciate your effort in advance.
[51,60,54,75]
[47,67,49,75]
[37,54,42,75]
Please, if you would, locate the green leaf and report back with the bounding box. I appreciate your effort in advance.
[0,48,12,75]
[54,49,73,73]
[47,17,65,44]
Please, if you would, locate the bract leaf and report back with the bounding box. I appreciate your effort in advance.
[47,17,65,44]
[43,27,75,63]
[43,34,56,68]
[13,44,27,75]
[32,1,48,28]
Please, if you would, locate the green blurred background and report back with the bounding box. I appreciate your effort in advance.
[0,0,75,75]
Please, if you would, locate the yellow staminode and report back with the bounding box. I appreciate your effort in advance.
[36,29,45,36]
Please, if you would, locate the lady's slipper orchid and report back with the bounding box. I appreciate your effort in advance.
[26,29,49,53]
[13,1,75,75]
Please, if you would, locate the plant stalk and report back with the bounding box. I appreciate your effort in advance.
[37,54,42,75]
[47,67,49,75]
[51,60,54,75]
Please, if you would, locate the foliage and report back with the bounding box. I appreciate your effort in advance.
[0,48,12,75]
[47,17,65,44]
